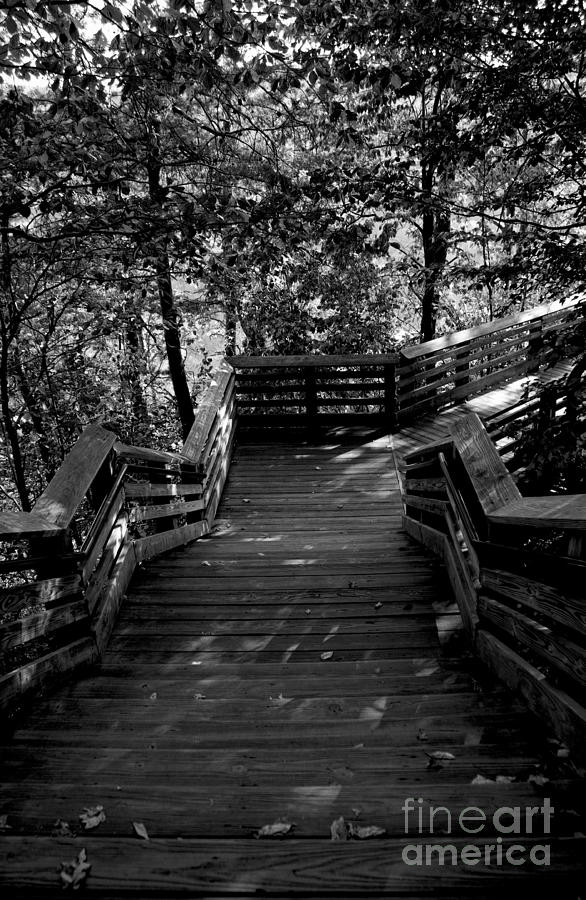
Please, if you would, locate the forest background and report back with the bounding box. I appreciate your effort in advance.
[1,0,585,511]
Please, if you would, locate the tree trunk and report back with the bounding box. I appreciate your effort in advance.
[156,252,194,440]
[420,165,450,343]
[1,210,31,510]
[224,291,238,356]
[146,128,194,441]
[0,341,31,511]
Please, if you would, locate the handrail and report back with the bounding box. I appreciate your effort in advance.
[0,361,237,715]
[402,412,586,759]
[232,298,585,430]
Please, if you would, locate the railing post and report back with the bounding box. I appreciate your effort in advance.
[383,363,397,430]
[527,317,544,373]
[454,346,470,389]
[305,368,318,434]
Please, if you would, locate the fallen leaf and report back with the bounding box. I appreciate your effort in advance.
[471,774,494,785]
[351,743,365,750]
[320,651,333,660]
[348,581,357,588]
[201,561,211,567]
[52,819,73,837]
[374,601,382,609]
[242,498,251,503]
[133,821,150,841]
[330,816,348,841]
[528,774,550,786]
[60,847,91,890]
[348,823,386,839]
[0,814,11,832]
[305,608,311,615]
[193,693,206,700]
[79,805,106,830]
[150,692,157,700]
[211,519,232,534]
[255,821,294,838]
[426,751,455,761]
[315,466,321,470]
[417,729,429,742]
[351,808,362,818]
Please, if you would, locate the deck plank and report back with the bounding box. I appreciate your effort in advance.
[1,415,583,894]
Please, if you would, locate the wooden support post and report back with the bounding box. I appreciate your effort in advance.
[453,347,470,390]
[383,363,397,430]
[527,318,544,373]
[305,369,318,436]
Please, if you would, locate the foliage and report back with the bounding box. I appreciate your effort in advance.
[1,0,585,508]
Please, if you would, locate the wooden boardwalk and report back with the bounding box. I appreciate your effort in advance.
[1,415,584,895]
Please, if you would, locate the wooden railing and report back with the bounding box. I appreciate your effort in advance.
[402,412,586,758]
[232,297,585,430]
[396,296,585,422]
[0,361,236,715]
[231,354,398,429]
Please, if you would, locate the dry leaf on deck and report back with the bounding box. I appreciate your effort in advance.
[330,816,348,841]
[320,651,333,661]
[52,819,73,837]
[133,821,150,840]
[348,823,386,839]
[150,692,157,700]
[471,774,494,785]
[374,601,382,609]
[79,805,106,830]
[193,693,206,700]
[417,729,428,742]
[60,847,91,890]
[528,774,549,786]
[427,751,455,761]
[0,814,11,832]
[255,821,294,838]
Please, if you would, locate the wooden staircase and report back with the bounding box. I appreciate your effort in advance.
[1,298,586,896]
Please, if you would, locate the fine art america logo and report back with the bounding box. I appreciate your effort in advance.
[401,797,553,866]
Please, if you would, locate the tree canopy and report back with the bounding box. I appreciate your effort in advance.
[1,0,585,508]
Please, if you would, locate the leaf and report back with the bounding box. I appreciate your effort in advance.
[211,519,232,534]
[305,608,311,614]
[150,692,157,700]
[330,816,348,841]
[193,693,206,700]
[320,651,333,660]
[374,601,382,609]
[417,728,429,742]
[242,498,251,503]
[52,819,73,837]
[79,805,106,830]
[255,821,294,838]
[0,814,11,832]
[528,774,549,786]
[471,774,494,785]
[60,848,91,890]
[348,823,386,839]
[201,561,211,567]
[133,821,150,840]
[426,750,455,769]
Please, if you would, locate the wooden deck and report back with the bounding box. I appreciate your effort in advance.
[1,387,585,895]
